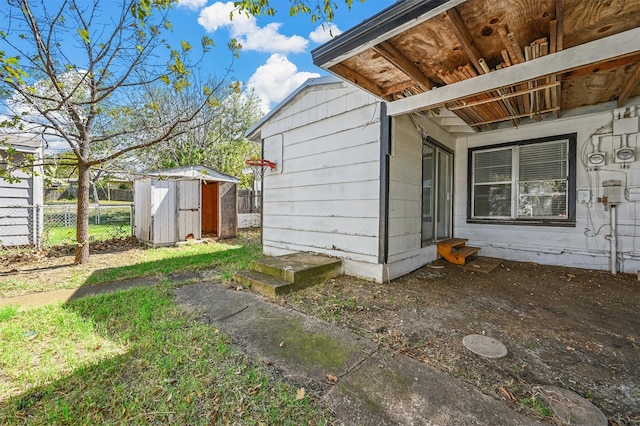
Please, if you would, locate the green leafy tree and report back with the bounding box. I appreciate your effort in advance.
[235,0,356,24]
[138,86,263,188]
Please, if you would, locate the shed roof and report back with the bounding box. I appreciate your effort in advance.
[246,75,344,141]
[312,0,640,133]
[144,165,239,183]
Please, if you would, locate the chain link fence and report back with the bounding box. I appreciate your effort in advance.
[0,204,133,250]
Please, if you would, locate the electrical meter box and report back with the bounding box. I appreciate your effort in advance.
[602,180,623,204]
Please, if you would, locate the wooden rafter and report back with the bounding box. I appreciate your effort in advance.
[441,8,484,75]
[564,53,640,79]
[382,80,421,97]
[555,0,564,115]
[372,41,433,91]
[329,63,386,99]
[446,81,560,111]
[617,63,640,107]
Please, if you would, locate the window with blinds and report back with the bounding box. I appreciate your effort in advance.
[469,134,575,225]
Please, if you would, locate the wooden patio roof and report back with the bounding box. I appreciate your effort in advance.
[312,0,640,132]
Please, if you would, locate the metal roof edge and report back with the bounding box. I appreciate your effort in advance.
[311,0,454,68]
[245,75,343,141]
[145,165,240,183]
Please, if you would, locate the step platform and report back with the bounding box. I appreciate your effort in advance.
[437,238,480,265]
[234,253,342,296]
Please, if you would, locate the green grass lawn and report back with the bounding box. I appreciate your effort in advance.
[0,232,262,298]
[43,223,131,246]
[0,230,332,424]
[0,286,331,424]
[42,204,133,246]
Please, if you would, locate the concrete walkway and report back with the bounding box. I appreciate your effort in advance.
[176,282,547,425]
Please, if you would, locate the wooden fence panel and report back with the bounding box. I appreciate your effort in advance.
[237,190,261,214]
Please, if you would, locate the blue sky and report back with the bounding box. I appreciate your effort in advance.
[172,0,395,111]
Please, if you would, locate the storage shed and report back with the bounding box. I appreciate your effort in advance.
[0,134,44,247]
[134,166,239,246]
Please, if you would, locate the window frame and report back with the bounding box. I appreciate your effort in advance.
[467,133,576,227]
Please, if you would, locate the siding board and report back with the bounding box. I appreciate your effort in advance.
[263,199,380,217]
[266,180,379,202]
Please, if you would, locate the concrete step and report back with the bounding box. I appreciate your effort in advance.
[251,253,342,286]
[233,270,294,296]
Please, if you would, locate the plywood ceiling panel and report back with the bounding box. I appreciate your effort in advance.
[455,0,555,69]
[563,0,640,48]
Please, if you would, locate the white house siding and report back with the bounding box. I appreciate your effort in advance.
[0,143,44,247]
[260,82,383,280]
[386,114,457,280]
[454,108,640,273]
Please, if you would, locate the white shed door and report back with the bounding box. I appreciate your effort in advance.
[151,180,176,245]
[177,180,201,240]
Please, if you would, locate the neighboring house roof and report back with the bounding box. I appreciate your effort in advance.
[312,0,640,132]
[246,75,344,141]
[0,134,43,150]
[144,165,240,183]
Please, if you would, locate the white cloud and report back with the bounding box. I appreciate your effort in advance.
[198,2,308,54]
[247,54,320,112]
[177,0,208,11]
[309,23,342,43]
[197,1,236,31]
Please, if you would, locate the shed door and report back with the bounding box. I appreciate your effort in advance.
[177,180,201,240]
[201,182,219,235]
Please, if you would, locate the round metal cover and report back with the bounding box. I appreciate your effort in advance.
[462,334,508,358]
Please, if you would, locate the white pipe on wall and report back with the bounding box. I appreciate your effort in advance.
[610,204,617,275]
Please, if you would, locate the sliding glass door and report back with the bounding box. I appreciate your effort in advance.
[422,138,453,246]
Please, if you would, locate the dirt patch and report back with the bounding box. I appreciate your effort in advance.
[282,258,640,425]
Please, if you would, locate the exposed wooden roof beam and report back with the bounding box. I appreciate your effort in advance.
[555,0,564,116]
[617,63,640,107]
[382,80,420,96]
[556,0,564,51]
[442,8,485,75]
[563,53,640,79]
[446,81,560,111]
[387,27,640,116]
[329,63,386,99]
[372,41,433,91]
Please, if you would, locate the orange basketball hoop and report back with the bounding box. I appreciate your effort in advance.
[245,158,276,182]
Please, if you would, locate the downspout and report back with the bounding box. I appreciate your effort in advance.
[378,102,391,280]
[260,137,265,248]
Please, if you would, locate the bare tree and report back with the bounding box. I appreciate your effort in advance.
[0,0,227,263]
